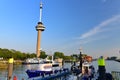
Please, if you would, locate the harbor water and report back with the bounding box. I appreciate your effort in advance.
[0,60,120,80]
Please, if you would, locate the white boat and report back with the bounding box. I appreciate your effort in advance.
[26,59,68,79]
[40,56,60,67]
[22,56,60,67]
[22,58,43,64]
[35,60,60,72]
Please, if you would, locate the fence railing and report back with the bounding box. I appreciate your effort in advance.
[111,71,120,80]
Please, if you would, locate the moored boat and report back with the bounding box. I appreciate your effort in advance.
[22,58,43,64]
[25,57,62,78]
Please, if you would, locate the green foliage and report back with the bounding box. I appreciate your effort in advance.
[71,54,79,61]
[39,51,47,59]
[0,48,36,60]
[64,56,73,61]
[70,53,87,61]
[0,48,89,61]
[47,56,52,60]
[54,52,64,59]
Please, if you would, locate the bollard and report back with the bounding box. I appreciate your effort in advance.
[7,58,14,80]
[97,56,106,80]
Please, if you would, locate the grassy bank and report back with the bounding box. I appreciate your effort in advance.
[0,60,23,69]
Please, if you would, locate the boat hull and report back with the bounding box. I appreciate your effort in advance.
[26,68,69,78]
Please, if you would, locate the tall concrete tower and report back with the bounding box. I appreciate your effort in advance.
[36,1,45,58]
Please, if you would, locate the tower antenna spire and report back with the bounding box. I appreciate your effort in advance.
[39,0,43,22]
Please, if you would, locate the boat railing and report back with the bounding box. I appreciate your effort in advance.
[111,71,120,80]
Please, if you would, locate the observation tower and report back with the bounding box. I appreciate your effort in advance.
[36,1,45,58]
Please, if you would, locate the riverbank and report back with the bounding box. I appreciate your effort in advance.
[0,60,23,69]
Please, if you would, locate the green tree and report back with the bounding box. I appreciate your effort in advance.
[0,48,37,60]
[64,56,72,61]
[54,52,64,59]
[39,51,47,59]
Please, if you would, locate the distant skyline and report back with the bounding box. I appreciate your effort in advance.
[0,0,120,58]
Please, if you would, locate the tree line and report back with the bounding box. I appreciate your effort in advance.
[0,48,87,61]
[0,48,36,60]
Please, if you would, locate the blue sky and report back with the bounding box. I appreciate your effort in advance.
[0,0,120,58]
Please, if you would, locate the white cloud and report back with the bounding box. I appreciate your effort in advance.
[80,15,120,40]
[79,37,102,44]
